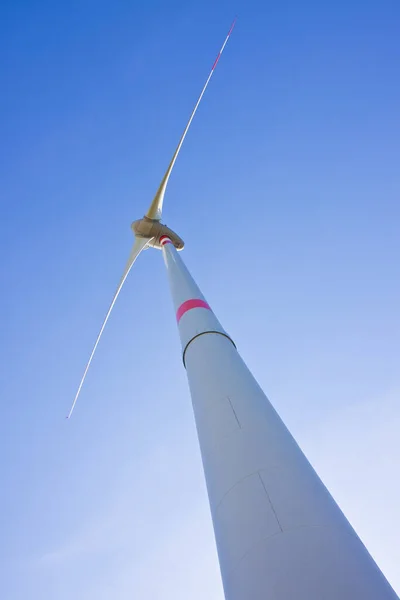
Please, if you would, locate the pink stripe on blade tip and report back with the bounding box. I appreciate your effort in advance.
[228,17,237,35]
[212,54,221,70]
[176,299,211,322]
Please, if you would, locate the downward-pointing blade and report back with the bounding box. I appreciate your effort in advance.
[145,18,236,221]
[67,235,152,419]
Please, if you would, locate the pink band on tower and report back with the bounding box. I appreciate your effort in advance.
[160,235,172,246]
[176,299,211,322]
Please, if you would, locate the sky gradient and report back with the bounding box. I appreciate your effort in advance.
[1,1,400,598]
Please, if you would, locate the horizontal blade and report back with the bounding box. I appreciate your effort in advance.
[67,235,152,419]
[145,18,236,221]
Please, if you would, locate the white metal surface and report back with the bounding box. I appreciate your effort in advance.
[69,20,397,599]
[162,240,398,600]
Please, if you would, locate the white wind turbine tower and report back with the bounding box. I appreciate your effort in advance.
[68,20,398,600]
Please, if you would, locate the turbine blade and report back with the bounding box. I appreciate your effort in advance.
[145,18,236,221]
[67,235,152,419]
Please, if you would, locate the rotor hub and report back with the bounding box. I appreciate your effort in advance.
[131,217,184,250]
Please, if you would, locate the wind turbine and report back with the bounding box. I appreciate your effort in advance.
[68,20,398,600]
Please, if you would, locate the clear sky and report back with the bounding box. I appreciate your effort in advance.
[1,1,399,598]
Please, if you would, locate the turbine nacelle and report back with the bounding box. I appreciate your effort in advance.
[131,217,184,251]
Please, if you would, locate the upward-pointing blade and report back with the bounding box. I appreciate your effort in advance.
[67,235,152,419]
[145,18,237,221]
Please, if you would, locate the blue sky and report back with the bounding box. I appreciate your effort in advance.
[1,0,399,597]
